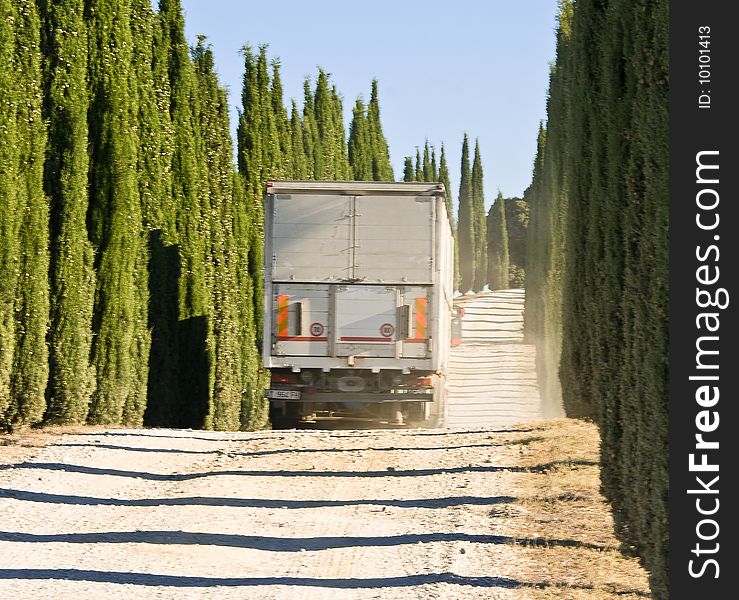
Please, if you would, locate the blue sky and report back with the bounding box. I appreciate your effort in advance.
[176,0,559,210]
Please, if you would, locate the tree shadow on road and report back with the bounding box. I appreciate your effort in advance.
[0,459,597,480]
[0,568,555,590]
[0,488,516,509]
[0,530,611,552]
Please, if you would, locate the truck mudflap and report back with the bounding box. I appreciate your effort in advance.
[264,391,433,403]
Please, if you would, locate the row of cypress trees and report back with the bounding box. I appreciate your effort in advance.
[0,0,265,431]
[403,136,520,294]
[523,0,668,596]
[0,1,396,432]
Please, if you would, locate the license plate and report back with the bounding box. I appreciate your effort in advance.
[265,389,301,400]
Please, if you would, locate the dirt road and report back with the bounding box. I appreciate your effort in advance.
[0,422,649,599]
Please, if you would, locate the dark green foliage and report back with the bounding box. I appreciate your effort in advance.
[414,148,423,182]
[288,99,309,179]
[456,134,474,291]
[0,0,50,429]
[471,140,487,290]
[437,144,459,289]
[270,60,291,178]
[438,145,453,223]
[422,142,432,182]
[0,0,270,432]
[313,71,351,180]
[504,197,528,287]
[192,39,242,430]
[402,156,414,182]
[486,193,509,290]
[85,0,147,425]
[0,0,22,422]
[348,98,372,180]
[366,80,393,181]
[143,0,211,428]
[301,78,318,178]
[39,0,96,424]
[524,0,668,595]
[348,81,393,182]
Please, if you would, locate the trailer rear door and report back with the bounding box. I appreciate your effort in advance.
[354,195,434,283]
[272,194,352,281]
[335,285,396,358]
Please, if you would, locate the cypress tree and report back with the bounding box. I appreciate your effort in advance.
[259,48,281,180]
[348,98,372,180]
[302,77,318,179]
[438,144,454,225]
[289,99,309,179]
[39,0,96,424]
[85,0,145,425]
[486,192,509,290]
[438,143,459,291]
[402,156,414,182]
[0,0,22,423]
[504,197,529,287]
[0,0,50,429]
[270,59,291,178]
[332,85,351,179]
[431,146,438,181]
[147,0,211,428]
[366,79,393,181]
[237,45,267,348]
[414,148,423,182]
[141,0,179,424]
[422,141,432,182]
[193,38,241,430]
[524,0,669,594]
[314,71,337,180]
[471,140,487,290]
[457,134,474,292]
[233,173,268,430]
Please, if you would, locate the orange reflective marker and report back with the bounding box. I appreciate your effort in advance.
[415,297,428,339]
[277,295,289,338]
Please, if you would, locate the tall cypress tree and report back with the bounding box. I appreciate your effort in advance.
[85,0,145,425]
[301,77,318,179]
[348,97,372,180]
[457,134,474,292]
[414,148,423,182]
[140,0,179,425]
[147,0,211,428]
[39,0,96,424]
[366,79,393,181]
[289,99,309,179]
[270,59,291,178]
[402,156,414,182]
[422,141,432,182]
[438,143,459,290]
[237,45,267,348]
[438,144,454,224]
[487,192,509,290]
[193,38,241,430]
[471,139,487,290]
[0,0,50,429]
[0,0,22,424]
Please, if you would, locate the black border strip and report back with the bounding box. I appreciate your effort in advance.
[670,1,737,596]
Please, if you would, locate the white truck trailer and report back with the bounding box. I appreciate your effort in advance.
[262,181,457,426]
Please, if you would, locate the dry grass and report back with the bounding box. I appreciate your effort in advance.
[504,418,651,599]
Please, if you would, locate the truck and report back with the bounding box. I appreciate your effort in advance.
[262,181,458,427]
